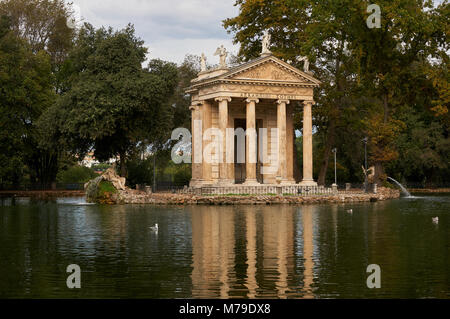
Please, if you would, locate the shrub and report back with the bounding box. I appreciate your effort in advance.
[57,165,98,184]
[174,168,191,185]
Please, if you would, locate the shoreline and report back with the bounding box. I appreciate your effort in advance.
[3,187,450,203]
[409,188,450,194]
[113,187,400,205]
[0,190,85,198]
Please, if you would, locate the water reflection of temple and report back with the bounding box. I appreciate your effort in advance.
[191,206,236,298]
[301,205,314,298]
[191,206,317,299]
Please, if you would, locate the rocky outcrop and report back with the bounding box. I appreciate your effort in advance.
[85,176,104,203]
[84,168,127,204]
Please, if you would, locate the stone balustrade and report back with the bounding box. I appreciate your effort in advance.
[178,185,337,196]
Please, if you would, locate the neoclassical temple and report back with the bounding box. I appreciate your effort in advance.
[186,43,321,188]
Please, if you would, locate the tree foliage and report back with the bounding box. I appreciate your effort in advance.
[225,0,449,185]
[52,23,178,177]
[0,15,57,187]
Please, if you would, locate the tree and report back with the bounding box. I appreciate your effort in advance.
[0,15,56,187]
[225,0,449,185]
[0,0,75,67]
[0,0,77,188]
[224,0,366,185]
[54,24,178,177]
[171,54,201,130]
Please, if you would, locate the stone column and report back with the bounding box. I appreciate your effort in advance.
[202,100,212,185]
[277,99,290,184]
[299,100,318,186]
[189,102,203,187]
[244,98,259,185]
[215,97,232,185]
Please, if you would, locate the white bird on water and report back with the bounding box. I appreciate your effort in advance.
[150,223,159,232]
[347,209,353,214]
[432,217,439,224]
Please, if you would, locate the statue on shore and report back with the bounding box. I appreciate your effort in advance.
[214,45,228,68]
[297,56,310,72]
[362,166,375,183]
[261,30,272,55]
[103,167,126,190]
[200,53,207,72]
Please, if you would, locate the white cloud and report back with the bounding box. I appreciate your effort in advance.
[68,0,240,63]
[147,37,237,66]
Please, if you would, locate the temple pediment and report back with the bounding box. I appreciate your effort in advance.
[223,56,321,85]
[186,54,321,100]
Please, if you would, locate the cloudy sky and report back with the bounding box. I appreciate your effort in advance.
[69,0,445,65]
[69,0,240,65]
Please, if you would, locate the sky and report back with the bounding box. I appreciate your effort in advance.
[69,0,240,65]
[68,0,446,65]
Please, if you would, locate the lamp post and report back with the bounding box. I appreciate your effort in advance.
[331,148,338,193]
[332,148,337,185]
[153,150,157,192]
[362,137,368,193]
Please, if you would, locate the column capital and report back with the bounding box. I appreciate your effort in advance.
[245,98,260,104]
[189,100,204,110]
[303,100,315,107]
[215,96,232,103]
[276,99,290,105]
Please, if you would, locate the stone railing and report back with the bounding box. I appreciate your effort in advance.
[177,185,338,196]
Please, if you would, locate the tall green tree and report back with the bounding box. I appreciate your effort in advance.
[0,15,56,187]
[53,24,178,177]
[0,0,75,67]
[225,0,449,185]
[0,0,76,187]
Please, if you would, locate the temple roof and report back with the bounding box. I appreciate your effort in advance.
[187,53,321,94]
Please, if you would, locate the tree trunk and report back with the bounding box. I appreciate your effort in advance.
[119,152,127,177]
[374,162,384,184]
[317,122,336,186]
[375,92,390,184]
[318,43,342,186]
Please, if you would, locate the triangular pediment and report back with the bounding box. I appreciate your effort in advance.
[221,55,321,86]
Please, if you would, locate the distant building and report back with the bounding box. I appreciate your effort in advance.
[79,152,116,168]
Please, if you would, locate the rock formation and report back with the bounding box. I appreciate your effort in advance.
[84,168,127,203]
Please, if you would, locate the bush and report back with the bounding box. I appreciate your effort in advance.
[173,167,191,185]
[126,158,154,188]
[57,165,98,184]
[98,180,117,195]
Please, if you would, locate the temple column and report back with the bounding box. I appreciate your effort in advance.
[277,99,290,184]
[299,100,318,186]
[215,97,232,185]
[189,102,203,187]
[244,98,260,185]
[201,100,213,184]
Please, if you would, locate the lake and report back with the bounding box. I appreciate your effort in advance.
[0,195,448,298]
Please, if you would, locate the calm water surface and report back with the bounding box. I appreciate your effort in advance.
[0,195,449,298]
